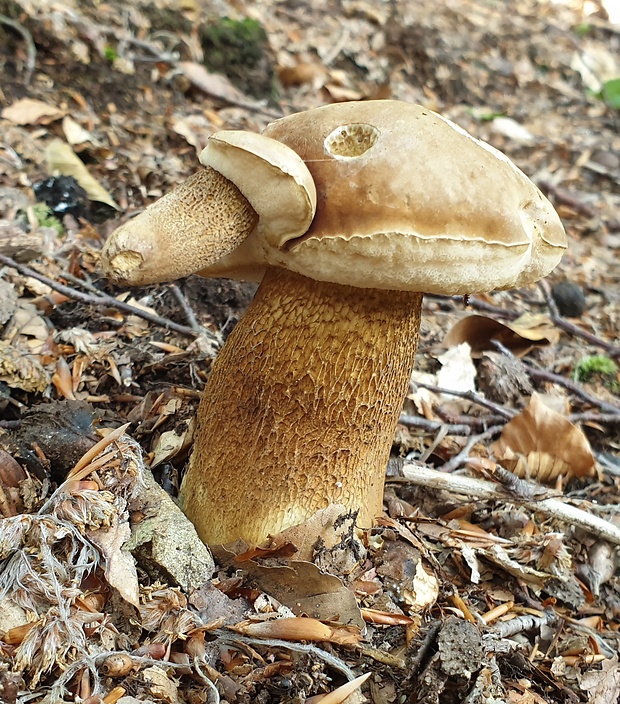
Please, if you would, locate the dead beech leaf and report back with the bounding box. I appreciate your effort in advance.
[278,62,325,87]
[306,673,371,704]
[444,313,559,355]
[230,617,362,646]
[150,417,195,468]
[87,519,140,609]
[492,392,596,481]
[170,113,215,153]
[61,115,99,146]
[238,559,365,628]
[178,62,250,104]
[45,139,120,210]
[1,98,65,125]
[270,504,358,563]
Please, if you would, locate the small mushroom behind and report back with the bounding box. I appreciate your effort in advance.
[101,101,567,546]
[100,132,316,284]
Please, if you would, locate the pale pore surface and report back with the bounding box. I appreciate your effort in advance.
[101,167,258,285]
[180,267,423,545]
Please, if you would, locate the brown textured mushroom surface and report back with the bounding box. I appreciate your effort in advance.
[101,100,567,546]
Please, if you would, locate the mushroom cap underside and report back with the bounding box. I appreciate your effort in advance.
[200,101,567,294]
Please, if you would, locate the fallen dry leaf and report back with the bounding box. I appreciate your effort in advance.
[87,519,140,609]
[234,559,365,628]
[61,115,99,146]
[580,656,620,703]
[437,342,477,392]
[444,313,560,355]
[230,617,362,646]
[150,418,195,468]
[492,392,596,481]
[44,139,120,210]
[178,62,253,105]
[1,98,65,125]
[306,672,370,704]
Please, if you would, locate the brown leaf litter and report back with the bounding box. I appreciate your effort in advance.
[1,0,620,701]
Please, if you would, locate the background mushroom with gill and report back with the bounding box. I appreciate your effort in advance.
[101,101,567,546]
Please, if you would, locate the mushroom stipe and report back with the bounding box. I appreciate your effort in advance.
[182,267,423,545]
[101,100,567,546]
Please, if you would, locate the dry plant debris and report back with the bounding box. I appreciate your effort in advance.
[1,0,620,702]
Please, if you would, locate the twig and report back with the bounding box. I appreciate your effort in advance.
[0,14,36,85]
[569,412,620,424]
[399,415,506,435]
[401,464,620,546]
[525,365,620,414]
[438,425,504,473]
[0,253,198,338]
[538,280,620,358]
[411,382,516,419]
[492,340,620,415]
[433,408,510,428]
[217,634,357,681]
[407,620,441,677]
[487,610,558,639]
[537,180,596,219]
[431,286,620,359]
[170,283,204,333]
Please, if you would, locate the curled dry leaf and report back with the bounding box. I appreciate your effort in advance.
[1,98,65,125]
[436,342,477,396]
[492,393,596,481]
[150,418,195,468]
[230,617,362,646]
[306,672,371,704]
[178,62,253,105]
[444,313,560,355]
[361,609,415,626]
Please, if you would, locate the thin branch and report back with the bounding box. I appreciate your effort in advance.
[0,14,36,85]
[401,464,620,546]
[569,412,620,424]
[438,425,504,473]
[487,610,558,639]
[538,280,620,358]
[492,340,620,415]
[426,293,521,321]
[169,283,204,333]
[0,253,198,338]
[411,382,516,419]
[399,414,506,435]
[217,634,357,681]
[429,285,620,359]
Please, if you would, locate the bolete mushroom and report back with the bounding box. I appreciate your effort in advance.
[101,101,567,546]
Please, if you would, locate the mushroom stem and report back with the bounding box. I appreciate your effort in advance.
[180,266,423,545]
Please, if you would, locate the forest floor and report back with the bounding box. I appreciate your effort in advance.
[0,0,619,702]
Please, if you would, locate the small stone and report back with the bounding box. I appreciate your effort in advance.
[551,281,586,318]
[127,470,214,590]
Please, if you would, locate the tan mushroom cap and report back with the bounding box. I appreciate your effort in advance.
[204,101,567,294]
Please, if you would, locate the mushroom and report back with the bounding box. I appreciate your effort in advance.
[101,101,567,546]
[101,131,316,284]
